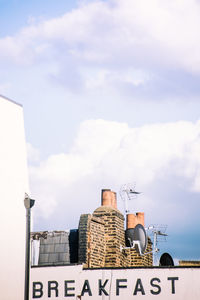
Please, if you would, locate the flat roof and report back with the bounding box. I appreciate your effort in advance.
[0,94,22,107]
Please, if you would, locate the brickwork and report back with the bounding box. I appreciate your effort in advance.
[93,206,126,267]
[88,216,106,268]
[78,189,153,269]
[78,214,106,268]
[124,237,153,267]
[179,260,200,266]
[78,214,91,265]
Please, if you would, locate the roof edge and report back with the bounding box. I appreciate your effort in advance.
[0,94,22,107]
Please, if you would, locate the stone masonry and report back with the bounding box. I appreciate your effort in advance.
[31,230,78,266]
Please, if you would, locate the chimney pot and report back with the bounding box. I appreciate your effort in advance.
[111,191,117,209]
[126,214,137,229]
[101,189,117,209]
[126,212,145,229]
[136,212,145,227]
[101,189,112,207]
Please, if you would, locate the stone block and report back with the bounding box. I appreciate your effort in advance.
[60,234,69,243]
[55,244,67,253]
[39,253,49,264]
[45,236,55,244]
[48,253,59,263]
[45,244,55,253]
[59,253,70,263]
[39,245,45,254]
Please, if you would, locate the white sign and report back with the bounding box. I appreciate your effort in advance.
[31,264,200,299]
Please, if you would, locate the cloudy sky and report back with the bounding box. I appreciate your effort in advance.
[1,0,200,261]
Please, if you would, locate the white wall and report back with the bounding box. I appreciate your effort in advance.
[31,265,200,300]
[0,96,29,299]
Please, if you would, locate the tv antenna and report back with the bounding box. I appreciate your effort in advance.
[119,183,141,214]
[146,225,168,265]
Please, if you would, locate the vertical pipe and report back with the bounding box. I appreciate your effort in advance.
[24,196,35,300]
[24,207,31,300]
[153,231,157,266]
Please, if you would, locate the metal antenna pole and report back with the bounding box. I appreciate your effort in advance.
[153,231,157,266]
[24,194,35,300]
[124,189,129,214]
[120,183,141,215]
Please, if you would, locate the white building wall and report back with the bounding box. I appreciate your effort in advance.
[0,96,29,300]
[31,265,200,300]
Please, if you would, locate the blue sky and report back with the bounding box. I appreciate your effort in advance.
[1,0,200,262]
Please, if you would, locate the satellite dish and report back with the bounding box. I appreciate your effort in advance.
[159,253,174,266]
[125,228,135,247]
[124,224,147,255]
[133,224,147,255]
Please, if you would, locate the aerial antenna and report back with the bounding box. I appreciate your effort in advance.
[146,225,168,265]
[119,183,141,214]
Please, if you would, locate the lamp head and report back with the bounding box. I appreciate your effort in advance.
[24,193,35,209]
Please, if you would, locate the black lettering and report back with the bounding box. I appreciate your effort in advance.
[168,277,179,294]
[48,281,58,297]
[116,279,127,296]
[150,278,161,295]
[65,280,75,297]
[81,280,92,296]
[33,282,43,298]
[99,279,109,296]
[133,279,145,295]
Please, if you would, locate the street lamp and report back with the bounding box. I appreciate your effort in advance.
[24,193,35,300]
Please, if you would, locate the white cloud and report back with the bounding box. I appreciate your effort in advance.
[1,0,200,74]
[29,119,200,230]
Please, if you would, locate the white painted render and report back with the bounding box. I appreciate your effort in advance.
[31,265,200,300]
[0,96,29,300]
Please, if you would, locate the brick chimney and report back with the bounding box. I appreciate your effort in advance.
[78,189,153,268]
[126,212,145,229]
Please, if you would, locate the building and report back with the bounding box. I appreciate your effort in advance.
[30,190,200,299]
[32,189,153,268]
[0,95,29,300]
[1,94,200,299]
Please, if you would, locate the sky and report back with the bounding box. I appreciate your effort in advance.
[1,0,200,262]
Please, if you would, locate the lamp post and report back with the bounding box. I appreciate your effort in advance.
[24,193,35,300]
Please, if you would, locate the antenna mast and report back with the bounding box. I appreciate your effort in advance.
[147,225,168,265]
[120,183,141,214]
